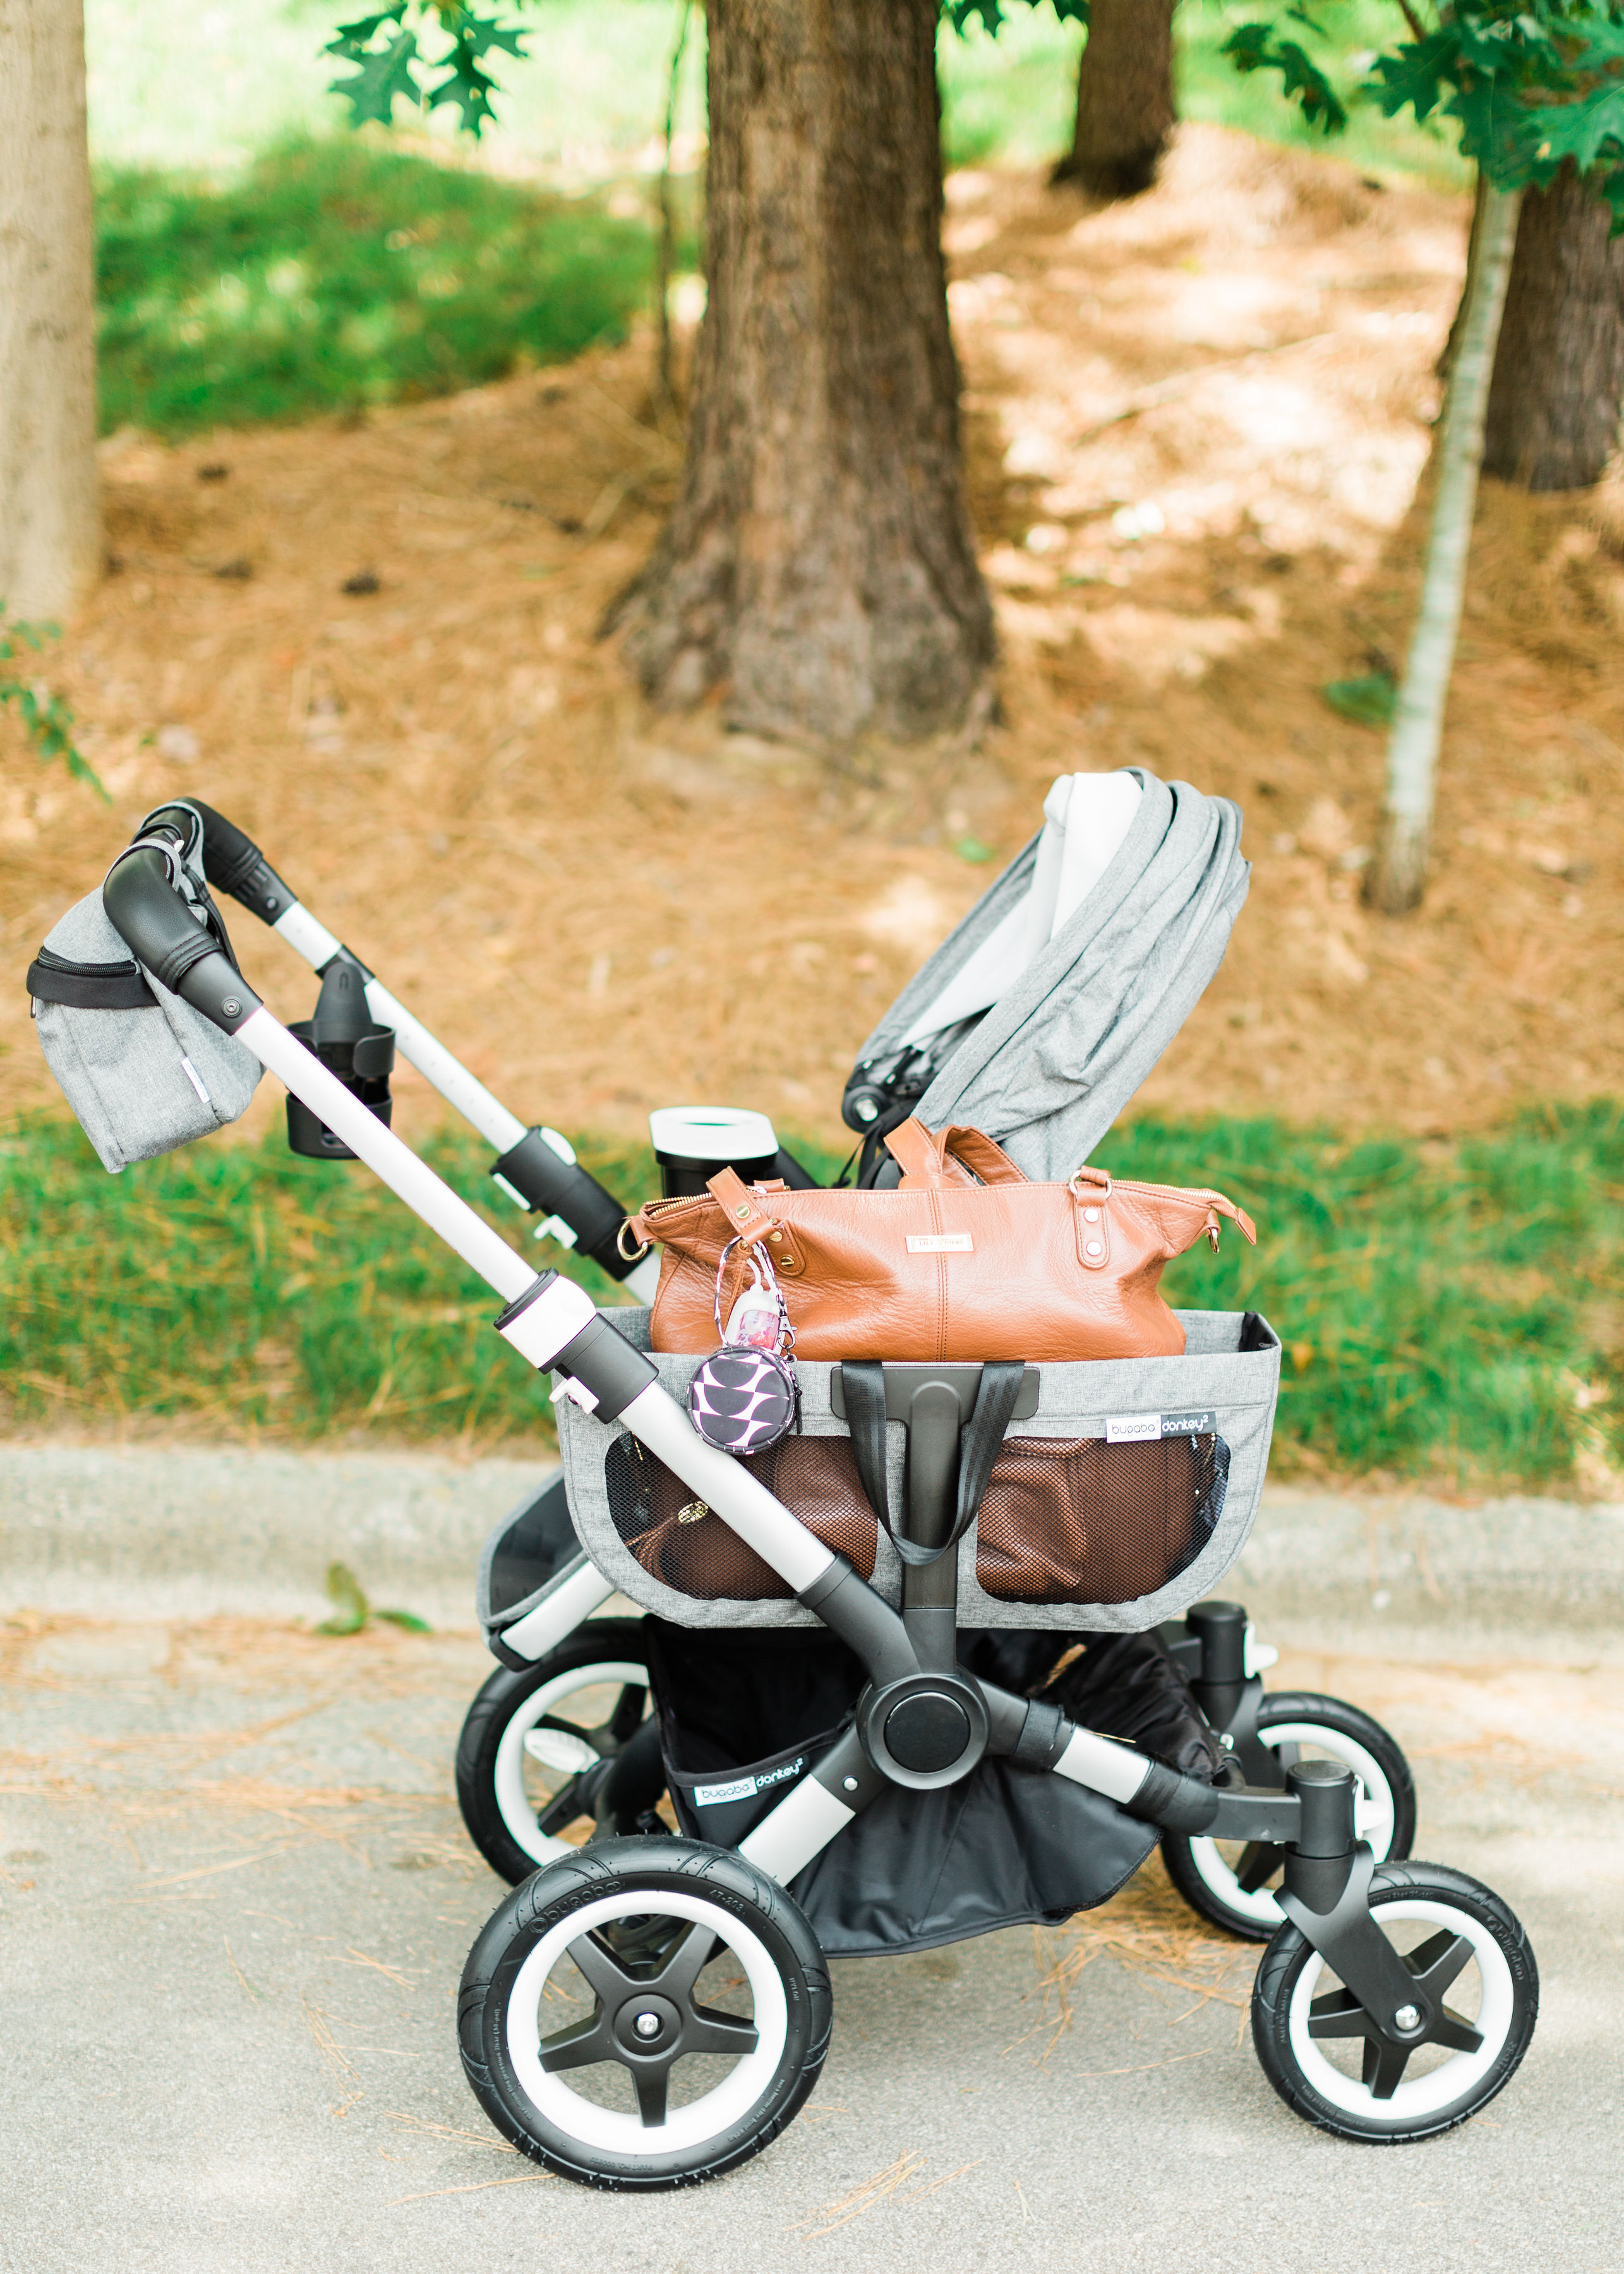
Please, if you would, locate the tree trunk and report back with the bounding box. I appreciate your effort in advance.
[0,0,99,621]
[1051,0,1176,198]
[1481,160,1624,492]
[615,0,994,748]
[1367,185,1522,918]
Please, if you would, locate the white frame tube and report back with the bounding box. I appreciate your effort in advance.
[271,901,527,1154]
[238,1007,534,1302]
[498,1557,618,1662]
[740,1778,855,1883]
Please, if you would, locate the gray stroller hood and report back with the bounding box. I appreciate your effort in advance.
[848,769,1249,1182]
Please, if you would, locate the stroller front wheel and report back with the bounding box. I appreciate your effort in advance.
[1162,1692,1417,1940]
[1251,1861,1537,2142]
[459,1836,831,2189]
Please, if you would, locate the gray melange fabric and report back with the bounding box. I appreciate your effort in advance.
[32,885,261,1173]
[858,771,1249,1181]
[555,1306,1280,1633]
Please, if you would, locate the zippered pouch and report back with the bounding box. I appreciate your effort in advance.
[27,802,261,1171]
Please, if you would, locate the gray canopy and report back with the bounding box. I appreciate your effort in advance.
[850,769,1249,1182]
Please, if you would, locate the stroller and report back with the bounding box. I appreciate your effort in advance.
[117,788,1414,1947]
[32,787,1537,2189]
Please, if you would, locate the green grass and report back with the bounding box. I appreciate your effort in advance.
[96,136,656,434]
[4,1107,1619,1487]
[1093,1104,1623,1488]
[0,1117,846,1450]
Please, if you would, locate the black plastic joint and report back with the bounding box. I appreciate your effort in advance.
[490,1128,637,1278]
[550,1314,658,1423]
[1287,1758,1357,1858]
[795,1560,917,1689]
[190,799,299,924]
[1012,1698,1069,1771]
[1125,1758,1222,1836]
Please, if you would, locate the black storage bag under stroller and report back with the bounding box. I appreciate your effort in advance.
[643,1618,1222,1958]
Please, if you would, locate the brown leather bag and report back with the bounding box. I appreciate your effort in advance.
[625,1116,1255,1363]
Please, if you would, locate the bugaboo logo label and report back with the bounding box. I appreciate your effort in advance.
[1105,1410,1216,1443]
[906,1232,973,1254]
[694,1755,806,1808]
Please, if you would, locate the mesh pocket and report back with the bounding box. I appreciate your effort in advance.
[975,1433,1230,1606]
[603,1435,879,1602]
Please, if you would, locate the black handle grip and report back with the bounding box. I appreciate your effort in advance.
[187,798,300,925]
[103,846,262,1033]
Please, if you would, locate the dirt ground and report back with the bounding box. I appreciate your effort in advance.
[4,123,1620,1157]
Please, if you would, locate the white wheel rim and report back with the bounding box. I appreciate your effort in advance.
[1286,1897,1515,2121]
[1186,1724,1398,1929]
[506,1889,789,2157]
[492,1662,647,1868]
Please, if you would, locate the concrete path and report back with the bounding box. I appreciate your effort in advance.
[4,1447,1622,2269]
[2,1604,1622,2271]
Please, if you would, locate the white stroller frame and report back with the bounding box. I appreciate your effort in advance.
[93,824,1539,2181]
[174,798,1419,1952]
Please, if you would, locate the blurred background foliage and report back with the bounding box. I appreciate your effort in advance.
[4,1106,1618,1488]
[88,0,1470,436]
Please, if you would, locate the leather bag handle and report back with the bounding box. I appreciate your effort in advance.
[882,1117,1027,1189]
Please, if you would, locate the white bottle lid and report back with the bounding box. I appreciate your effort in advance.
[649,1106,779,1163]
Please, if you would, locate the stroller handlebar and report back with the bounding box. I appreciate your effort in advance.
[187,798,300,927]
[103,844,263,1034]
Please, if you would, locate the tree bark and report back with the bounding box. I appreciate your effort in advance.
[1481,160,1624,492]
[0,0,99,621]
[1051,0,1176,198]
[1367,185,1522,918]
[615,0,994,747]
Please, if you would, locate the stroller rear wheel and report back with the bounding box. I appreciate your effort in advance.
[459,1835,831,2189]
[1251,1861,1537,2142]
[1162,1692,1416,1940]
[455,1623,663,1882]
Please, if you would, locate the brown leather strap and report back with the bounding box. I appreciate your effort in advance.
[707,1166,781,1248]
[1203,1194,1258,1248]
[940,1125,1026,1186]
[882,1117,1028,1188]
[881,1117,949,1186]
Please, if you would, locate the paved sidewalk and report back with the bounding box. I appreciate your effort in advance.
[2,1608,1621,2273]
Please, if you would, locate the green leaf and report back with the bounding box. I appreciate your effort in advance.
[427,45,502,134]
[374,1606,433,1632]
[323,10,401,60]
[1222,23,1349,135]
[1367,27,1459,126]
[954,835,994,863]
[316,1558,370,1634]
[327,27,423,128]
[1321,673,1397,728]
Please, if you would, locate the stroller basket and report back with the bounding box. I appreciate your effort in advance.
[556,1306,1281,1633]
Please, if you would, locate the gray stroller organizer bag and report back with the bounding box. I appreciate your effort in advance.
[556,1304,1281,1635]
[27,800,260,1171]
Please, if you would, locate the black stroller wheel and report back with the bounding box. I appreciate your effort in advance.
[1251,1861,1537,2143]
[1162,1692,1417,1940]
[459,1836,831,2189]
[455,1623,663,1883]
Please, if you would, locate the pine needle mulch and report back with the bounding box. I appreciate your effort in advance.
[2,123,1619,1157]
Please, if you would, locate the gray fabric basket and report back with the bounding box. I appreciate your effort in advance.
[29,838,261,1173]
[555,1308,1280,1633]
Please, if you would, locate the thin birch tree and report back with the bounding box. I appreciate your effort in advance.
[1368,184,1521,913]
